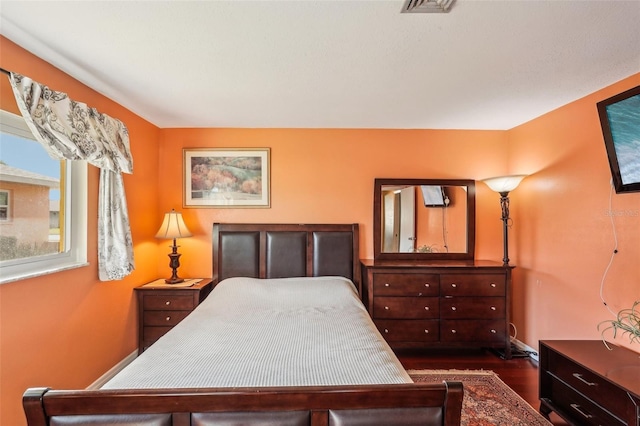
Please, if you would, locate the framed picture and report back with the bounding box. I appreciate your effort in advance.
[183,148,270,207]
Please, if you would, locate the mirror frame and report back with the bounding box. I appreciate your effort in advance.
[373,178,476,261]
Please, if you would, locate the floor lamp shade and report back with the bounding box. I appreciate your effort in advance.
[156,210,192,283]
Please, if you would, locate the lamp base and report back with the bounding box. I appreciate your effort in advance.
[165,277,185,284]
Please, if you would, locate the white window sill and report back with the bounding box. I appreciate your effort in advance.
[0,261,90,285]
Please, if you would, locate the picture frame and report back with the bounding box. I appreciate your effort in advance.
[597,85,640,194]
[183,148,270,207]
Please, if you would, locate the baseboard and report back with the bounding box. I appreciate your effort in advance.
[511,338,539,362]
[87,350,137,390]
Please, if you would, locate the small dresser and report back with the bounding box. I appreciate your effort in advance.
[361,259,513,358]
[135,279,213,354]
[539,340,640,426]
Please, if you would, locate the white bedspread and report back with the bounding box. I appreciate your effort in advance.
[102,276,411,389]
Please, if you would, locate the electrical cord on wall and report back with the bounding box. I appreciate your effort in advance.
[599,179,619,317]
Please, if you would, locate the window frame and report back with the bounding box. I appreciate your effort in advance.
[0,189,10,221]
[0,110,88,284]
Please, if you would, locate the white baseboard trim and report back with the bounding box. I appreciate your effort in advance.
[87,350,137,390]
[511,338,539,362]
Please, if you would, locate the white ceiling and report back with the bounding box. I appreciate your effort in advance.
[1,0,639,130]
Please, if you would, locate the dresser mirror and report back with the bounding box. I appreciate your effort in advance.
[373,178,476,260]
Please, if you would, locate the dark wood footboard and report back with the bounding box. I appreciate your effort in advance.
[24,382,463,426]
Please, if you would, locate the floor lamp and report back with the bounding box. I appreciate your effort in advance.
[155,209,193,284]
[482,175,527,266]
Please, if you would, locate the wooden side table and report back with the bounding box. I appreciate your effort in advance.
[135,278,213,354]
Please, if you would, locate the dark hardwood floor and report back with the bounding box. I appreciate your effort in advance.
[396,348,569,426]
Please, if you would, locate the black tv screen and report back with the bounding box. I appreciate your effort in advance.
[596,84,640,193]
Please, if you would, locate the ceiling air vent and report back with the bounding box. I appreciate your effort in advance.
[401,0,455,13]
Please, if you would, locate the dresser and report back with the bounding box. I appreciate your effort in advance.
[135,279,213,354]
[539,340,640,426]
[361,259,513,358]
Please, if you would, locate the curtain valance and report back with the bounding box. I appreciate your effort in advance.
[8,72,135,281]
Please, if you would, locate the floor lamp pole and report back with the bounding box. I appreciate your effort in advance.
[499,191,511,266]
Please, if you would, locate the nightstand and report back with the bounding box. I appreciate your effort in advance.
[135,278,213,354]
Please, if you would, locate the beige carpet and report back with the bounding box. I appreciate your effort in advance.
[408,369,552,426]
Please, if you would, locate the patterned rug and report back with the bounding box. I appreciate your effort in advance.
[408,369,552,426]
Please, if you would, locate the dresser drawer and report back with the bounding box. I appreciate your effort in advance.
[440,319,505,342]
[143,310,192,326]
[440,297,505,319]
[375,319,439,342]
[546,374,625,426]
[373,297,439,319]
[143,294,196,310]
[548,350,635,422]
[440,274,505,296]
[372,273,439,296]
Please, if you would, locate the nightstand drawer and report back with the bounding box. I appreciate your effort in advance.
[440,274,505,296]
[372,273,439,296]
[546,374,625,426]
[143,294,196,310]
[549,350,633,421]
[440,319,505,342]
[143,310,191,326]
[373,297,439,319]
[375,319,439,342]
[440,297,505,319]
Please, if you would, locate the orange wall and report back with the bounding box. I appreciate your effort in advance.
[507,73,640,353]
[156,128,508,280]
[0,37,162,426]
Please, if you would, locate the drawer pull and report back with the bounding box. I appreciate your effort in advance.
[572,373,597,386]
[490,329,497,333]
[165,301,171,306]
[384,328,389,333]
[384,283,390,287]
[424,306,429,310]
[165,316,171,321]
[451,306,457,311]
[424,283,430,287]
[424,329,429,334]
[451,329,456,334]
[451,283,457,288]
[490,306,496,311]
[490,283,496,288]
[570,403,593,419]
[384,306,390,310]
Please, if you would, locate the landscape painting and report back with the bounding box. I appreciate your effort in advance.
[184,148,270,207]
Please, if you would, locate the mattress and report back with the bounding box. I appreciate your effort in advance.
[102,276,412,389]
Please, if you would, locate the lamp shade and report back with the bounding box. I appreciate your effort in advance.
[155,210,192,239]
[482,174,527,193]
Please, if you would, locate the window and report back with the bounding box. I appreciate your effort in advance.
[0,110,87,284]
[0,190,9,221]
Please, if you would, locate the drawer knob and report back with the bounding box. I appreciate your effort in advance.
[424,283,430,287]
[490,306,496,311]
[491,283,497,287]
[451,329,456,333]
[424,306,429,310]
[451,306,457,311]
[424,329,429,334]
[384,328,389,333]
[572,373,597,386]
[451,283,457,288]
[490,329,497,333]
[384,306,390,310]
[384,283,390,287]
[165,301,171,306]
[165,316,171,321]
[570,404,593,419]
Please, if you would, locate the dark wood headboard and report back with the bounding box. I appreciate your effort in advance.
[212,223,360,291]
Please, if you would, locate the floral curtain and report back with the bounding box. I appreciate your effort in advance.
[8,72,135,281]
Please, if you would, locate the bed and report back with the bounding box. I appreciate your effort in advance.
[23,223,463,426]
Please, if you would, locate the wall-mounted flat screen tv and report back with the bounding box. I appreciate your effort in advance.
[420,185,447,207]
[596,84,640,193]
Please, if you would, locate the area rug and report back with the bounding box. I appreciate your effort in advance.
[408,369,552,426]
